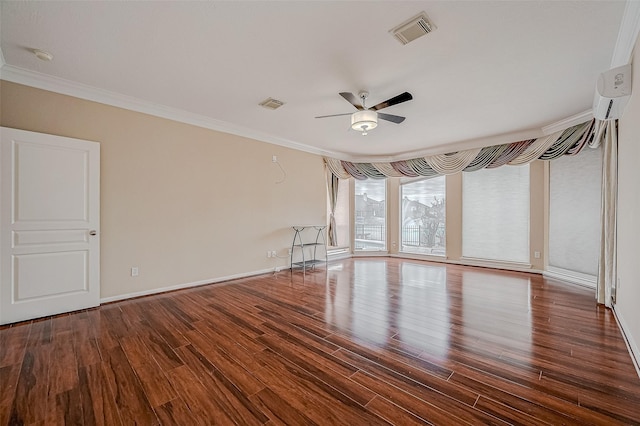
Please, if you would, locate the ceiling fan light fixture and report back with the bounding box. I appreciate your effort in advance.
[351,110,378,135]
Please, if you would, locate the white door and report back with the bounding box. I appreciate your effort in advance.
[0,127,100,325]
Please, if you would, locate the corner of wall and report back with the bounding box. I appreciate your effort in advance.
[613,306,640,378]
[615,29,640,378]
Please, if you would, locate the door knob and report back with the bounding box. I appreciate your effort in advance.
[89,230,97,236]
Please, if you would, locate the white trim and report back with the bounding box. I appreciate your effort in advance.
[544,267,596,289]
[611,0,640,68]
[394,252,447,263]
[0,48,5,68]
[0,64,335,159]
[612,305,640,379]
[327,250,352,261]
[354,128,544,163]
[328,109,594,162]
[99,267,276,304]
[459,256,532,270]
[0,63,598,165]
[542,110,593,135]
[353,251,389,257]
[391,253,542,275]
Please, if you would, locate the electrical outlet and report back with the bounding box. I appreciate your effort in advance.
[272,155,277,163]
[534,251,540,259]
[271,250,277,258]
[266,251,271,258]
[131,267,139,277]
[288,248,292,255]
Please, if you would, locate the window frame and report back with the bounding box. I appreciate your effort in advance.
[353,179,388,252]
[399,175,447,257]
[461,164,531,264]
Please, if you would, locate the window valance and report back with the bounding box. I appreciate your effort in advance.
[325,119,598,180]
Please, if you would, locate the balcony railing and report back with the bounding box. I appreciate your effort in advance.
[401,225,445,255]
[353,224,445,253]
[355,224,385,241]
[355,224,385,250]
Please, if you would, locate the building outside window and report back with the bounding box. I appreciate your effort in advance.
[354,179,386,251]
[400,176,446,256]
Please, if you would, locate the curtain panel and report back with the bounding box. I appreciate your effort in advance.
[597,120,618,307]
[326,171,339,246]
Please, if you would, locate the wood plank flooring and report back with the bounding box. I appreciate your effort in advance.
[2,257,640,425]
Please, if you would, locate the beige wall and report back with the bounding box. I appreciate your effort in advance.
[384,161,546,271]
[616,36,640,365]
[0,81,326,299]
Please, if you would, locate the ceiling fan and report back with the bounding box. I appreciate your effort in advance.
[316,91,413,135]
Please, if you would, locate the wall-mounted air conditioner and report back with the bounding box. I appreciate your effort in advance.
[593,64,632,120]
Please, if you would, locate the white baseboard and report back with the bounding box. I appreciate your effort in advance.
[390,253,543,275]
[391,252,447,263]
[612,305,640,379]
[353,251,389,257]
[100,267,277,304]
[327,251,352,261]
[544,267,596,289]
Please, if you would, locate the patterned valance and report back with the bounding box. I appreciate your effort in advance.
[325,119,598,180]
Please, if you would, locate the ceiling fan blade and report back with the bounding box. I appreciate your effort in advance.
[370,92,413,111]
[378,113,406,124]
[339,92,364,110]
[315,113,353,119]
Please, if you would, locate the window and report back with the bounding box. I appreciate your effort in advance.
[354,179,386,251]
[462,165,530,263]
[549,147,602,278]
[400,176,446,256]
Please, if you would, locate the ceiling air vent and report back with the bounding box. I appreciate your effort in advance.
[390,12,435,45]
[259,98,285,110]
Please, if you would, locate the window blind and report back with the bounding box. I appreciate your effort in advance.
[462,165,530,263]
[549,146,602,276]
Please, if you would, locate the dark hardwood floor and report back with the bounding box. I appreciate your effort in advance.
[2,258,640,425]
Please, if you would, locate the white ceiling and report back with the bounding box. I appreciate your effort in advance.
[0,1,632,161]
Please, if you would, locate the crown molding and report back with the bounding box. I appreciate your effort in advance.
[0,64,335,159]
[611,0,640,68]
[0,65,597,164]
[337,127,544,164]
[332,109,594,163]
[542,109,593,135]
